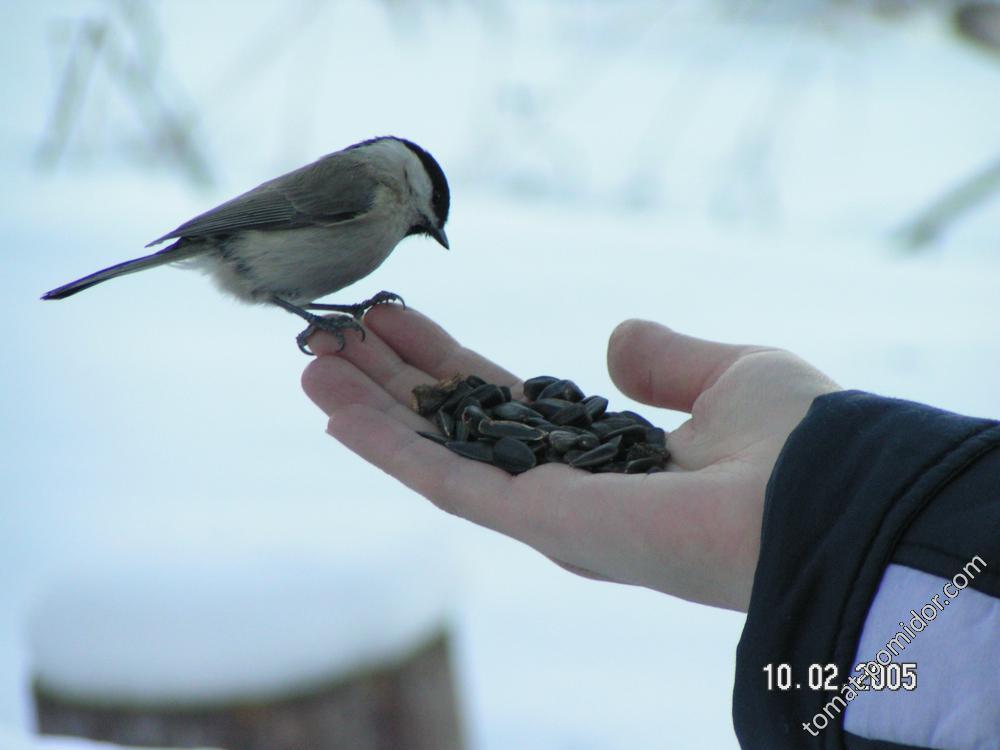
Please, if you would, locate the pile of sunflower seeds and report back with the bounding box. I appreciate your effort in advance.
[411,374,670,475]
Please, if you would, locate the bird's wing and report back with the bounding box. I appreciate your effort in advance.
[146,151,381,247]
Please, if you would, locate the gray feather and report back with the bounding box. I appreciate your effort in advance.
[42,241,204,300]
[145,150,381,247]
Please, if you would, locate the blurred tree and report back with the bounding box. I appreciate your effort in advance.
[896,1,1000,248]
[36,0,213,187]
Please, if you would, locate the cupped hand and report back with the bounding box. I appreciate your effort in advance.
[301,307,840,611]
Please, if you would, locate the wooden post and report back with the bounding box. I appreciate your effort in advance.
[34,629,464,750]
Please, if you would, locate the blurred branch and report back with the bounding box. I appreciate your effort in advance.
[894,2,1000,249]
[35,20,106,169]
[104,0,213,186]
[895,154,1000,249]
[35,0,213,188]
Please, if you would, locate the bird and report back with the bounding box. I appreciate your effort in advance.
[42,136,451,354]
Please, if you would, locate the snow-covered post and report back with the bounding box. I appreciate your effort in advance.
[27,536,463,749]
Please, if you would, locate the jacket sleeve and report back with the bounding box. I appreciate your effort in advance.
[732,390,1000,750]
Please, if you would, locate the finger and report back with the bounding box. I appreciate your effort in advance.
[607,319,764,413]
[307,324,364,357]
[301,355,429,433]
[364,305,519,388]
[308,305,520,407]
[308,315,438,407]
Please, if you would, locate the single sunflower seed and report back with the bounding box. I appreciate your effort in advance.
[492,437,537,474]
[445,440,494,462]
[417,430,448,445]
[569,442,620,469]
[522,375,559,401]
[478,419,546,442]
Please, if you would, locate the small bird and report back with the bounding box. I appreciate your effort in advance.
[42,136,450,354]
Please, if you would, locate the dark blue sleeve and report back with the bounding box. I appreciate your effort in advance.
[732,390,1000,749]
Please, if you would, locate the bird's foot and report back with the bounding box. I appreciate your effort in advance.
[296,313,365,356]
[272,295,369,355]
[306,290,406,320]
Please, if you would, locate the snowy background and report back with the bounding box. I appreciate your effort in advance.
[2,1,999,748]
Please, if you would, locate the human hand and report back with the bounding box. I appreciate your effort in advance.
[301,307,840,611]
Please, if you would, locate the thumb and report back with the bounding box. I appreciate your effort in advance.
[607,319,759,413]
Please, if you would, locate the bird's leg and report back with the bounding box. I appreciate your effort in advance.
[305,290,406,319]
[272,296,365,356]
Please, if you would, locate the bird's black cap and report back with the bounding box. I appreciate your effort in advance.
[396,138,451,226]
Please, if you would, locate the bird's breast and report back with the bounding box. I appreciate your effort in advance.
[206,207,411,305]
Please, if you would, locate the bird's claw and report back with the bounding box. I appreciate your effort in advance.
[357,290,406,318]
[297,314,365,356]
[306,290,406,319]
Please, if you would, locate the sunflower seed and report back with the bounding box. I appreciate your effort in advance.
[412,373,671,477]
[411,373,465,416]
[446,440,494,462]
[625,456,664,474]
[602,414,639,428]
[478,419,546,442]
[538,378,585,403]
[461,403,489,432]
[523,376,559,401]
[435,409,455,439]
[454,394,483,416]
[620,410,653,427]
[569,442,620,469]
[626,443,668,462]
[644,427,667,448]
[469,384,506,408]
[582,395,609,420]
[412,390,447,417]
[589,422,611,440]
[532,398,574,419]
[591,417,635,439]
[544,447,564,463]
[524,417,559,431]
[440,382,473,414]
[492,401,543,422]
[492,437,537,474]
[551,402,591,427]
[417,430,448,445]
[548,430,582,453]
[602,423,648,444]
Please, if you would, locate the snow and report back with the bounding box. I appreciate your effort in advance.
[28,518,453,706]
[2,1,999,749]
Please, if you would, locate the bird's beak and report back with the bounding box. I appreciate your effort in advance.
[429,225,449,250]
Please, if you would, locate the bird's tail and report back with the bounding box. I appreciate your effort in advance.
[41,242,200,300]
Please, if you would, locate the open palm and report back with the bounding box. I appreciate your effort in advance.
[302,306,839,611]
